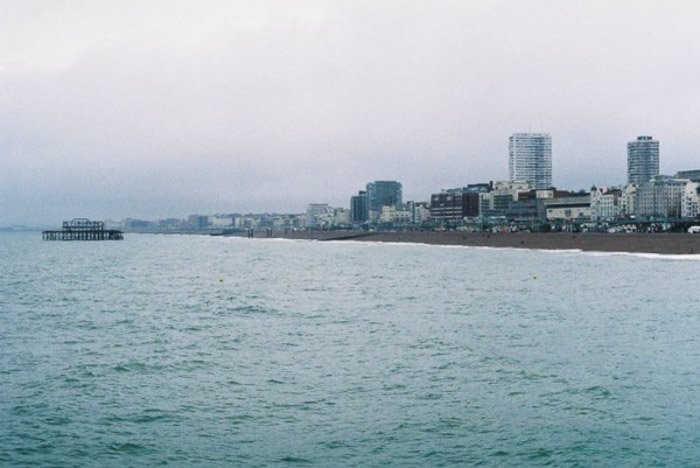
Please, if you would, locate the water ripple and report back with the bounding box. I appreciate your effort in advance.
[0,233,698,466]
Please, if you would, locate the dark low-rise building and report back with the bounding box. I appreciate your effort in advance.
[505,200,539,222]
[430,184,490,222]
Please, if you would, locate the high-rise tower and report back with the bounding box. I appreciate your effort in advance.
[627,136,659,185]
[350,190,368,223]
[365,181,402,221]
[509,133,552,190]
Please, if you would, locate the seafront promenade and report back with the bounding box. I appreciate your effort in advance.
[246,230,700,255]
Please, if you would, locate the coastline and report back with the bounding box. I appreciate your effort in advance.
[250,230,700,255]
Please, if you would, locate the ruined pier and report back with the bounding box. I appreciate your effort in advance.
[42,218,124,241]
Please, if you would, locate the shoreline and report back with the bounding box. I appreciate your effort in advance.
[247,230,700,255]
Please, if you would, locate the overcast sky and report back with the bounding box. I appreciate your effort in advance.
[2,0,699,225]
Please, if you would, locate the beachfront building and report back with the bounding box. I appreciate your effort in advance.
[590,187,622,222]
[430,184,490,222]
[379,206,394,224]
[378,205,412,224]
[627,136,659,185]
[490,181,530,212]
[478,192,494,217]
[509,133,552,190]
[682,182,700,219]
[410,202,431,224]
[306,203,333,228]
[543,195,592,222]
[350,191,368,223]
[292,214,307,230]
[505,200,539,224]
[333,207,351,227]
[366,180,402,223]
[620,184,637,218]
[430,191,470,221]
[635,176,688,220]
[271,215,296,230]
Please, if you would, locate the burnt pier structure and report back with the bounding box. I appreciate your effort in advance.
[42,218,124,241]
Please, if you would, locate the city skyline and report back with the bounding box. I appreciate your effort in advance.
[2,1,700,225]
[3,130,699,227]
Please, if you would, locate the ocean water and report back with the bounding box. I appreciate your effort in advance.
[1,232,699,466]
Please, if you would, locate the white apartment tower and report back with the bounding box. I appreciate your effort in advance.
[509,133,552,190]
[627,136,659,185]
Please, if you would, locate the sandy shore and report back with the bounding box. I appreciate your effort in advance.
[254,230,700,255]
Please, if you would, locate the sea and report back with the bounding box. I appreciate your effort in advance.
[1,232,699,466]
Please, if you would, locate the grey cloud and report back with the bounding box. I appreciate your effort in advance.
[1,0,700,224]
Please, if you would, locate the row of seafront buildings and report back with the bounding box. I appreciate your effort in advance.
[117,133,700,233]
[304,133,700,232]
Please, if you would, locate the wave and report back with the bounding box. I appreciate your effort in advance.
[315,239,700,260]
[579,251,700,261]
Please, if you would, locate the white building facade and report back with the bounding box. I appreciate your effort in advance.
[590,187,622,222]
[509,133,552,190]
[635,176,688,219]
[682,182,700,219]
[305,204,333,228]
[627,136,660,185]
